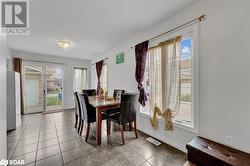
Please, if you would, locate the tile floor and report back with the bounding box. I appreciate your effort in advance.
[7,110,186,166]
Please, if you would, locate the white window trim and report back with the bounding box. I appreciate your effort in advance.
[140,24,199,134]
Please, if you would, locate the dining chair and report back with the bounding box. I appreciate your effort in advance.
[107,93,139,144]
[113,89,125,99]
[78,93,107,141]
[73,92,81,132]
[82,89,97,96]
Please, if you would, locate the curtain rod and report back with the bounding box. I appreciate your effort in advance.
[91,57,108,65]
[131,14,206,48]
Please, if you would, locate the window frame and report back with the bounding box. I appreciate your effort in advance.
[140,24,199,133]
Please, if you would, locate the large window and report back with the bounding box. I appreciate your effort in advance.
[73,67,87,92]
[143,28,196,129]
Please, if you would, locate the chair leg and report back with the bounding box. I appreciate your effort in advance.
[129,122,132,131]
[123,125,126,131]
[106,119,111,136]
[85,123,90,142]
[78,118,82,133]
[134,121,138,138]
[120,125,125,145]
[80,120,84,135]
[75,114,78,128]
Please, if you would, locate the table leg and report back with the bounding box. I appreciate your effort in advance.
[96,107,102,145]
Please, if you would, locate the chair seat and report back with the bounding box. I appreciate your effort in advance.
[103,108,120,117]
[88,113,107,123]
[85,106,107,123]
[108,113,121,124]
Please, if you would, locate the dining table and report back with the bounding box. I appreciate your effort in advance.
[88,96,120,145]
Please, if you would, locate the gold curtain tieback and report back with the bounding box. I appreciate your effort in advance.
[150,107,173,131]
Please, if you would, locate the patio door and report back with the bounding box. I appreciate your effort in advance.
[45,65,63,111]
[23,64,44,114]
[23,61,64,114]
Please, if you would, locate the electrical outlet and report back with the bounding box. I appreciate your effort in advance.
[225,135,234,147]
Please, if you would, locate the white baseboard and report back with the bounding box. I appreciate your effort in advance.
[63,106,75,110]
[138,125,187,153]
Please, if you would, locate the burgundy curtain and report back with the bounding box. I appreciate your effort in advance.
[135,41,149,106]
[13,58,24,114]
[96,60,104,95]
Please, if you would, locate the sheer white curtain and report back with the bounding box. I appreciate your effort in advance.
[149,36,181,130]
[148,47,162,111]
[100,63,108,94]
[74,68,87,92]
[162,37,181,116]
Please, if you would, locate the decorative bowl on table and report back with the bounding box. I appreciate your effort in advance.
[106,96,114,101]
[98,95,105,99]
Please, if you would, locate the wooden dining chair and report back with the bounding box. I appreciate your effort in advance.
[78,93,107,141]
[73,92,81,132]
[112,89,135,130]
[82,89,97,96]
[107,93,139,144]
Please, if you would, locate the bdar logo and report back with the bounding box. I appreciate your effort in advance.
[0,159,8,166]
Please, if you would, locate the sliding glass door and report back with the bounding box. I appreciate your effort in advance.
[23,61,64,114]
[23,65,44,114]
[45,66,63,111]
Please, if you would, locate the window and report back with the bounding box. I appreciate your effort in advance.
[174,37,192,125]
[142,26,197,129]
[73,67,87,92]
[100,63,108,93]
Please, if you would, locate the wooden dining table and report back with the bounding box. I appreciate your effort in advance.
[88,96,120,145]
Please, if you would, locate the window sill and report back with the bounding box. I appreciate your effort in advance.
[138,111,198,134]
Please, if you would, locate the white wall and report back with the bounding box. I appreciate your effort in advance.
[91,0,250,153]
[10,50,92,109]
[0,34,9,159]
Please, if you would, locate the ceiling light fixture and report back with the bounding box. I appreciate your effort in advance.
[56,40,71,48]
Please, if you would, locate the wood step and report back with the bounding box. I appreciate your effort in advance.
[186,137,250,166]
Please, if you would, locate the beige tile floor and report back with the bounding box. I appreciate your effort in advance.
[7,110,186,166]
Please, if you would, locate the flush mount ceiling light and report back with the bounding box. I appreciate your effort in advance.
[56,40,71,48]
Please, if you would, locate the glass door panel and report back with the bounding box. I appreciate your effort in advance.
[23,61,64,114]
[45,66,63,111]
[23,65,44,114]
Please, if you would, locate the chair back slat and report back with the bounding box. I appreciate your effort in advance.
[78,93,89,121]
[113,89,125,99]
[119,93,139,124]
[83,89,97,96]
[73,92,81,116]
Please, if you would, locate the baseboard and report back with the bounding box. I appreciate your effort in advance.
[138,125,187,153]
[63,106,75,110]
